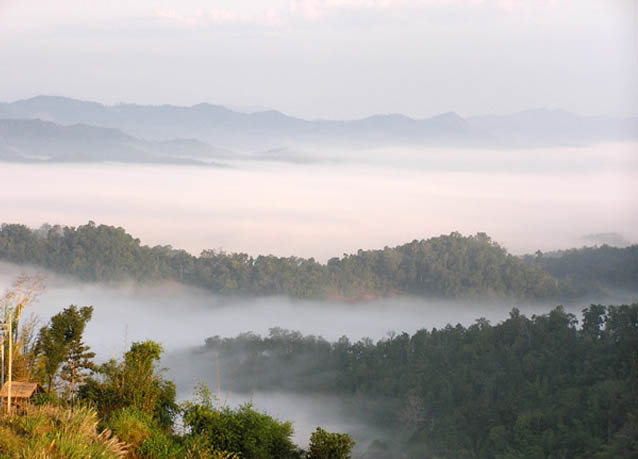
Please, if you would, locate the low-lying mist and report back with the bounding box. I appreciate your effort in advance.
[2,262,636,450]
[5,262,635,359]
[1,142,636,262]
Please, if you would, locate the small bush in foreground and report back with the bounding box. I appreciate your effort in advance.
[308,427,355,459]
[0,405,126,458]
[183,400,302,459]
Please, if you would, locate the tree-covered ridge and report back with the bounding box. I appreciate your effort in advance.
[326,232,560,299]
[201,304,638,458]
[524,245,638,291]
[0,222,579,300]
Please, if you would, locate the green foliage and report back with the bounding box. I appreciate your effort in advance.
[326,231,561,299]
[107,407,155,453]
[308,427,354,459]
[137,430,184,459]
[36,305,94,394]
[179,434,239,459]
[79,340,178,428]
[0,405,126,458]
[30,390,61,407]
[60,337,95,405]
[0,222,603,300]
[526,245,638,291]
[183,399,302,459]
[203,304,638,458]
[108,406,184,458]
[0,298,356,459]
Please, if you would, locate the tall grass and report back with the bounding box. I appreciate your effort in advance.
[0,405,127,458]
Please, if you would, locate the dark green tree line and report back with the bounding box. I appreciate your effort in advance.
[2,222,618,300]
[201,304,638,458]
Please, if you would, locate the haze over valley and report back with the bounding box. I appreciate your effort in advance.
[0,260,635,452]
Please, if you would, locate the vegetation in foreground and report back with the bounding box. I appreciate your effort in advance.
[2,221,635,300]
[0,277,354,459]
[0,275,636,458]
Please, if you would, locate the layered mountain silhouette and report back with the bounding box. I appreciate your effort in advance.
[0,118,231,164]
[0,95,636,163]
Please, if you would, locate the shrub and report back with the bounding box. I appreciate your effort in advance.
[308,427,355,459]
[108,406,186,458]
[78,340,178,427]
[183,402,302,459]
[0,405,126,458]
[138,430,185,458]
[108,407,155,452]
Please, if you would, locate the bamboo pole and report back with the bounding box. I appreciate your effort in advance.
[7,313,11,414]
[1,334,4,388]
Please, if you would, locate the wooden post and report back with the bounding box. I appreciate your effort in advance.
[1,334,4,388]
[7,313,11,414]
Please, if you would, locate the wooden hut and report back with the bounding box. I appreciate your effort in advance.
[0,381,44,409]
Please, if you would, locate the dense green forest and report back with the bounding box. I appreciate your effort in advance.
[0,278,354,458]
[523,245,638,291]
[200,304,638,458]
[2,222,635,300]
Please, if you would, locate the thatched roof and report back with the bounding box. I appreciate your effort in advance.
[0,381,43,398]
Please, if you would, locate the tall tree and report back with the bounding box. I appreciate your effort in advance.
[37,305,93,393]
[59,335,95,405]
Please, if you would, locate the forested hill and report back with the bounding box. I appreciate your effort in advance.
[200,304,638,457]
[523,245,638,291]
[0,221,634,300]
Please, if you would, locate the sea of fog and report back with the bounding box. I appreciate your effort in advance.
[0,142,636,261]
[0,142,636,449]
[4,263,635,361]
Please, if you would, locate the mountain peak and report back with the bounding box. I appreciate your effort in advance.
[430,111,464,121]
[15,95,105,108]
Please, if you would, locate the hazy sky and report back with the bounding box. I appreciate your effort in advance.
[0,0,636,119]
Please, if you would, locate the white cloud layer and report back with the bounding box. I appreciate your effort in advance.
[155,7,285,28]
[152,0,560,27]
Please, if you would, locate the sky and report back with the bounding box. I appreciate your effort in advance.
[0,0,636,119]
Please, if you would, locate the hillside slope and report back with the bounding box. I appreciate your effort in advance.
[0,222,586,300]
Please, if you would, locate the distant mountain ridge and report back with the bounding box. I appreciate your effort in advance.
[0,118,230,164]
[1,95,635,152]
[469,108,638,146]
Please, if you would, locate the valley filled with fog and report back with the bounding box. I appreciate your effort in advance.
[1,261,636,450]
[5,262,630,357]
[1,142,636,261]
